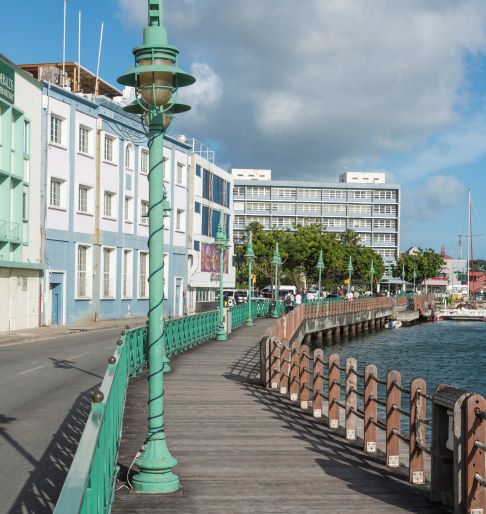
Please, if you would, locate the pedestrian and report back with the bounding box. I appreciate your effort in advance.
[295,291,302,305]
[284,292,294,314]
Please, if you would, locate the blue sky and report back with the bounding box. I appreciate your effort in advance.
[3,1,486,257]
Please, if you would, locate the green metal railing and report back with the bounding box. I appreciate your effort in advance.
[230,300,278,329]
[54,326,147,514]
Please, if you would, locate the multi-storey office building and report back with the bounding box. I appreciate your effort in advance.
[185,138,236,313]
[233,171,400,262]
[0,55,44,331]
[21,62,192,325]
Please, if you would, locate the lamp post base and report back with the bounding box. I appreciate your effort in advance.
[132,435,180,494]
[216,330,228,341]
[246,317,254,326]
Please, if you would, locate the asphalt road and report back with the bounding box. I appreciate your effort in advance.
[0,328,126,514]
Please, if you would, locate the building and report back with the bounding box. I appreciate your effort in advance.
[21,61,192,325]
[0,54,44,331]
[184,138,236,313]
[233,171,400,262]
[339,171,386,184]
[232,168,272,181]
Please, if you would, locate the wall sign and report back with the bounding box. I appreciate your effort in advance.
[0,61,14,104]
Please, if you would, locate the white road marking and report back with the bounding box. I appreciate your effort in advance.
[66,352,89,360]
[18,365,45,375]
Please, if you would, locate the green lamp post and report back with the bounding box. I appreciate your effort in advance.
[387,265,392,294]
[413,267,417,294]
[346,256,354,294]
[316,250,325,300]
[117,0,195,494]
[401,264,406,293]
[214,212,230,341]
[271,243,282,318]
[370,259,375,295]
[245,232,256,326]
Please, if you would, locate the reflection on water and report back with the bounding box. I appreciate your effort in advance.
[315,321,486,396]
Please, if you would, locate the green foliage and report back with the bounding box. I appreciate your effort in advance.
[394,249,445,283]
[235,223,385,290]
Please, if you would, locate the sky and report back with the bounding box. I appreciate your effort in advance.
[2,0,486,257]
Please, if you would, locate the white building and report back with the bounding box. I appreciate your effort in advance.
[232,168,272,181]
[0,54,44,331]
[185,139,236,313]
[339,171,386,184]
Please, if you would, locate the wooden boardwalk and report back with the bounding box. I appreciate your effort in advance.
[113,320,445,513]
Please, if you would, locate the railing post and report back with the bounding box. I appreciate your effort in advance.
[280,339,290,395]
[466,394,486,514]
[270,338,281,390]
[290,341,301,401]
[386,370,401,467]
[313,348,324,418]
[300,344,310,409]
[328,354,340,429]
[409,378,426,484]
[346,358,358,440]
[364,364,377,453]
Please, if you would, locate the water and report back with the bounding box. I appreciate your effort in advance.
[319,321,486,397]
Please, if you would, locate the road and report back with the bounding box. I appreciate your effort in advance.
[0,328,126,514]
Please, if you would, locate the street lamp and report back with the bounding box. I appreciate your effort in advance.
[117,0,195,494]
[413,267,417,294]
[401,265,406,293]
[271,242,282,318]
[214,212,230,341]
[316,250,325,300]
[245,231,256,326]
[347,256,354,294]
[370,259,375,295]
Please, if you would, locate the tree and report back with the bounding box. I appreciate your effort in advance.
[394,249,445,285]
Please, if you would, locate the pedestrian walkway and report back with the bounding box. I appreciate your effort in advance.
[113,319,444,513]
[0,317,146,346]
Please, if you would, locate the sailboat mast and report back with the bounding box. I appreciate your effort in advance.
[467,189,471,299]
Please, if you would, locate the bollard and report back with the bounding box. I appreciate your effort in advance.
[280,340,290,395]
[409,378,426,484]
[364,364,378,453]
[290,341,301,402]
[466,394,486,514]
[328,354,340,429]
[270,338,281,390]
[313,348,324,418]
[386,370,401,467]
[346,358,358,440]
[300,344,310,409]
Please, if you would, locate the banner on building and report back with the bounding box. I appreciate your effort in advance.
[201,243,229,273]
[0,60,15,104]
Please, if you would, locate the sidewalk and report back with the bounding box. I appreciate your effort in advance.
[0,317,147,346]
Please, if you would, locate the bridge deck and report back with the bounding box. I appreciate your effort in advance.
[113,320,445,514]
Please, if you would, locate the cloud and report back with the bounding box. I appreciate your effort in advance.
[117,0,486,181]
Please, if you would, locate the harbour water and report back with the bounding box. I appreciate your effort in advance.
[321,321,486,396]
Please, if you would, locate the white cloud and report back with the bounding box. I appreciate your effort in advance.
[117,0,486,180]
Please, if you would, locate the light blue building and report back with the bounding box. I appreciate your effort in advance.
[23,62,191,325]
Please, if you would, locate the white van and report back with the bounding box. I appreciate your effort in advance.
[261,285,297,298]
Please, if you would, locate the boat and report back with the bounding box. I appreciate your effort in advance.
[385,320,402,329]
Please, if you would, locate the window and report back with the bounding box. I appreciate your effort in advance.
[176,209,184,231]
[139,252,148,298]
[323,204,346,214]
[323,189,347,199]
[23,120,30,156]
[140,200,149,224]
[196,164,202,177]
[246,202,270,212]
[299,189,321,199]
[50,115,62,145]
[79,126,90,154]
[104,135,115,162]
[374,190,397,200]
[297,203,321,213]
[375,248,396,258]
[246,216,269,228]
[22,191,28,220]
[176,163,184,185]
[140,149,148,173]
[322,218,346,228]
[374,219,396,229]
[271,217,293,228]
[122,250,132,298]
[348,190,372,200]
[233,185,245,196]
[102,248,115,298]
[50,178,63,207]
[235,215,245,226]
[125,145,133,169]
[78,185,90,213]
[348,218,372,229]
[373,233,396,244]
[104,192,115,217]
[348,204,372,215]
[246,186,269,197]
[272,203,295,213]
[273,188,296,197]
[124,196,132,222]
[297,217,321,227]
[77,245,90,298]
[374,205,397,215]
[359,233,372,244]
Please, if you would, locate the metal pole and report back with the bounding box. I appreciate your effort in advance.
[318,268,322,300]
[246,258,253,326]
[216,237,227,341]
